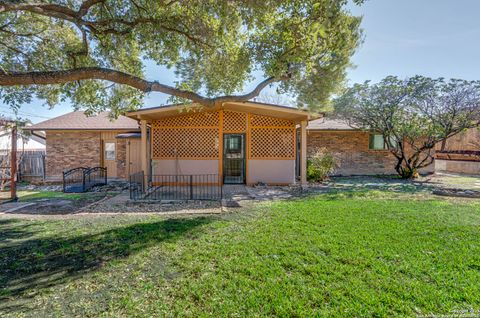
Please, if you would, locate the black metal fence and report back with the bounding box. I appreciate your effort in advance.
[129,171,145,200]
[129,172,222,201]
[63,166,107,193]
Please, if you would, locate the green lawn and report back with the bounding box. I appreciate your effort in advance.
[1,191,479,317]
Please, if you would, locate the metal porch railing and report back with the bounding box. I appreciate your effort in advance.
[129,172,222,201]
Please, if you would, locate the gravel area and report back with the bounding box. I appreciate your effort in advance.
[18,184,63,192]
[86,192,222,214]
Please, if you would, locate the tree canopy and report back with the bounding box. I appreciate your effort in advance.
[0,0,363,115]
[334,76,480,178]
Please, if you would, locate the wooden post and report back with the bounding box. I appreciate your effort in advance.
[10,123,17,201]
[300,120,307,186]
[218,110,223,185]
[140,119,148,189]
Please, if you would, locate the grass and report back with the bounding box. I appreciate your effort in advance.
[1,190,479,317]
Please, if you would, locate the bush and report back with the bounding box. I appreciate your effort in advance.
[307,148,337,182]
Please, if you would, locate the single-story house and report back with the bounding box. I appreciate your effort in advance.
[26,103,444,185]
[26,102,311,185]
[127,102,310,185]
[25,111,142,180]
[306,118,435,175]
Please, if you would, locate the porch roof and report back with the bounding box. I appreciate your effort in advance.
[127,101,311,122]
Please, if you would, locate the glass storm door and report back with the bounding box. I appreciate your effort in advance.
[223,134,245,184]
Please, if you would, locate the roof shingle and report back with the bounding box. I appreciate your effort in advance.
[307,118,357,130]
[25,111,140,131]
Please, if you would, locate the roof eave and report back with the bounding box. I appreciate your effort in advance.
[23,127,141,131]
[128,101,314,122]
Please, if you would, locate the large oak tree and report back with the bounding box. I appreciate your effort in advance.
[0,0,363,114]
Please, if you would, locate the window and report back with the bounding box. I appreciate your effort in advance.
[369,134,387,150]
[105,142,116,160]
[227,136,242,154]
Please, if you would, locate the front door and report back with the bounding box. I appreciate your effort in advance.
[102,140,117,178]
[223,134,245,184]
[127,139,142,176]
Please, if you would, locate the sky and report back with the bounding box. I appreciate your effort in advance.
[2,0,480,123]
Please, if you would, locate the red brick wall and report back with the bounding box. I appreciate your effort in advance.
[307,130,435,176]
[45,131,101,178]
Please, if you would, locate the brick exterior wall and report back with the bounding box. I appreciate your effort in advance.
[45,131,101,178]
[307,130,435,176]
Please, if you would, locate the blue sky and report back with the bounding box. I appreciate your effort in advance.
[2,0,480,123]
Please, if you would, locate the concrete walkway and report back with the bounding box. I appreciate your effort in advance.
[0,202,36,213]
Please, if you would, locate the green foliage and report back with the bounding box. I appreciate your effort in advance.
[334,76,480,178]
[307,147,337,182]
[0,0,364,113]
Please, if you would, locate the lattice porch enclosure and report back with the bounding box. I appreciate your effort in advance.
[152,111,220,159]
[223,110,247,132]
[151,110,296,160]
[249,115,296,159]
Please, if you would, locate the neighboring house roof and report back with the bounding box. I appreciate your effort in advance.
[24,111,140,131]
[0,130,46,150]
[307,118,358,131]
[127,101,311,122]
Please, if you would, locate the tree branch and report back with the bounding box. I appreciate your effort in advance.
[0,1,211,47]
[78,0,105,16]
[214,75,288,103]
[0,2,79,23]
[0,67,285,107]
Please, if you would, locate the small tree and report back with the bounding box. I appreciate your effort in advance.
[0,117,30,190]
[334,76,480,178]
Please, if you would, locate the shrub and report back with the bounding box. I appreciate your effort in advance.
[307,148,338,182]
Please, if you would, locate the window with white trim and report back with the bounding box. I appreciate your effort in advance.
[105,142,116,160]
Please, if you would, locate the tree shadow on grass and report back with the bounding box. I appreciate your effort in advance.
[306,183,436,202]
[0,217,213,312]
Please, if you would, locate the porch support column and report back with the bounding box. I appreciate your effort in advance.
[140,119,148,189]
[300,120,307,186]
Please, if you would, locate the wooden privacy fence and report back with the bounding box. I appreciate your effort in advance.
[0,150,45,181]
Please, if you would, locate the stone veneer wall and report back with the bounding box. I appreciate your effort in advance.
[45,131,101,178]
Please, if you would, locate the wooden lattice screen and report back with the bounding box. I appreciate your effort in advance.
[223,111,247,132]
[152,111,220,159]
[249,115,295,159]
[151,110,296,160]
